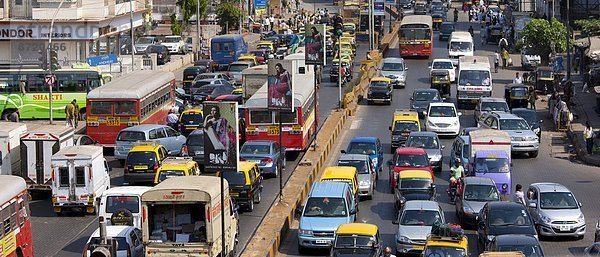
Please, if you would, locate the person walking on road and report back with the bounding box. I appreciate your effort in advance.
[529,88,537,109]
[513,72,523,84]
[494,50,499,73]
[501,48,509,69]
[65,101,75,127]
[499,37,508,51]
[167,109,179,131]
[584,122,594,154]
[480,25,486,45]
[71,99,80,128]
[513,184,526,205]
[468,25,474,37]
[454,8,459,22]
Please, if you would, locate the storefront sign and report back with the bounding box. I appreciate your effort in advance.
[87,54,118,66]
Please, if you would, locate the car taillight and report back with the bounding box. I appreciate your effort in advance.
[124,164,129,173]
[239,157,246,161]
[181,145,188,156]
[261,157,273,164]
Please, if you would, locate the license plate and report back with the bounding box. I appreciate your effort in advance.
[559,225,570,231]
[412,245,424,250]
[106,117,121,126]
[134,165,148,170]
[267,126,279,136]
[251,160,261,163]
[531,63,537,66]
[230,192,239,197]
[195,151,203,155]
[315,240,329,244]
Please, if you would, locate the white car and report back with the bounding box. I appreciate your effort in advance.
[162,35,187,54]
[83,226,144,257]
[425,102,461,136]
[429,59,456,82]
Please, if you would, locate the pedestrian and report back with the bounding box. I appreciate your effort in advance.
[584,122,594,154]
[263,18,270,31]
[468,25,474,37]
[513,72,523,84]
[494,50,500,73]
[529,87,537,109]
[167,109,179,131]
[513,184,526,205]
[480,25,486,45]
[71,99,80,127]
[468,7,473,21]
[501,48,509,69]
[454,8,459,22]
[382,247,396,257]
[7,109,19,122]
[583,69,592,93]
[499,37,508,51]
[65,101,75,127]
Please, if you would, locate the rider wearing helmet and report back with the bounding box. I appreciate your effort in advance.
[382,247,396,257]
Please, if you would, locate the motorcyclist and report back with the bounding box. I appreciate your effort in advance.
[468,25,474,37]
[382,247,396,257]
[449,158,465,193]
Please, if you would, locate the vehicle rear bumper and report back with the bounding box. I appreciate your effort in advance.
[396,242,425,254]
[124,173,155,184]
[511,141,539,152]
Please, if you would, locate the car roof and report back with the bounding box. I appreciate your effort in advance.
[336,223,378,236]
[238,161,258,172]
[432,58,453,63]
[494,234,539,245]
[463,176,495,186]
[414,88,440,93]
[310,181,350,197]
[395,147,427,155]
[383,57,405,63]
[121,124,167,132]
[474,150,510,159]
[429,102,455,107]
[102,186,152,196]
[480,97,507,103]
[338,154,370,161]
[91,226,135,238]
[243,140,275,146]
[399,170,433,179]
[487,201,526,210]
[530,182,571,193]
[322,166,357,180]
[409,131,438,137]
[403,200,439,211]
[195,78,221,83]
[350,137,378,143]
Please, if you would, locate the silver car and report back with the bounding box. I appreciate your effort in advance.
[526,183,586,239]
[474,97,509,123]
[478,111,539,158]
[228,61,254,85]
[405,132,444,173]
[336,154,376,200]
[379,57,407,89]
[135,36,157,54]
[455,177,500,226]
[115,124,187,161]
[393,200,445,256]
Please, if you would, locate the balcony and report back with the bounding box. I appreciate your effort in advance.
[32,7,82,19]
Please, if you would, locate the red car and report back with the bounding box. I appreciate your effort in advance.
[387,147,434,192]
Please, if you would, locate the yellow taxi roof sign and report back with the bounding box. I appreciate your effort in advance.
[321,166,357,180]
[426,235,468,249]
[371,77,392,83]
[394,109,419,117]
[336,223,378,236]
[399,170,433,179]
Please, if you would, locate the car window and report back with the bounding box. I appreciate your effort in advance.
[488,207,532,226]
[165,127,178,137]
[499,118,530,130]
[118,131,146,141]
[407,136,439,149]
[400,210,442,226]
[347,142,376,155]
[490,118,498,128]
[539,192,579,209]
[149,129,158,140]
[155,128,167,138]
[428,106,456,117]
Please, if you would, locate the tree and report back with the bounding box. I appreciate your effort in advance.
[170,13,182,35]
[521,18,568,65]
[575,20,600,37]
[215,1,243,33]
[176,0,209,25]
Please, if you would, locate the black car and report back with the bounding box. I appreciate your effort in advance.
[146,45,171,65]
[487,234,545,257]
[511,108,542,141]
[183,129,205,170]
[439,22,455,41]
[477,202,538,252]
[410,89,443,118]
[191,84,236,104]
[398,0,412,8]
[182,66,208,91]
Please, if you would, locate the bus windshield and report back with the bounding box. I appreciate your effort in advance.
[459,70,491,86]
[400,28,431,41]
[450,41,473,52]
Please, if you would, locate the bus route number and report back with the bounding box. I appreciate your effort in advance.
[267,126,279,136]
[106,117,121,126]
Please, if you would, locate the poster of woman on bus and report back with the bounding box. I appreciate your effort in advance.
[305,24,325,65]
[268,60,293,110]
[202,102,239,172]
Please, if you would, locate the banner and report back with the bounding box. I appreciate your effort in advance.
[203,101,239,173]
[304,24,325,66]
[267,59,294,110]
[374,0,385,15]
[385,0,395,5]
[255,0,267,8]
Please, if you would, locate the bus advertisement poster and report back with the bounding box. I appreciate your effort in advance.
[202,101,239,173]
[304,24,325,66]
[267,59,294,111]
[385,0,395,5]
[374,0,385,15]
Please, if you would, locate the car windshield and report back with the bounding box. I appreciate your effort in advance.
[440,24,455,32]
[371,81,388,88]
[157,170,186,183]
[399,178,431,189]
[450,42,472,52]
[475,158,509,173]
[89,237,128,251]
[105,196,140,213]
[334,235,377,248]
[459,70,491,86]
[137,37,154,44]
[415,91,441,101]
[423,246,466,257]
[347,142,376,155]
[382,62,404,71]
[240,144,271,155]
[303,197,347,217]
[163,37,180,43]
[407,136,439,149]
[511,87,529,97]
[540,192,579,209]
[337,160,369,174]
[393,121,420,133]
[489,207,532,226]
[497,245,544,257]
[181,113,203,125]
[195,74,218,80]
[433,61,454,69]
[127,151,157,164]
[222,171,246,185]
[228,64,248,72]
[117,131,146,141]
[464,185,500,201]
[400,210,441,226]
[186,133,204,147]
[395,154,429,168]
[428,106,456,117]
[499,119,530,130]
[481,102,509,112]
[432,6,444,11]
[513,110,538,125]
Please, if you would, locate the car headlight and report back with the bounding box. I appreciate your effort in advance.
[360,180,370,187]
[578,213,585,223]
[540,214,552,224]
[397,236,410,243]
[430,154,441,162]
[463,204,475,214]
[533,127,541,134]
[299,229,313,235]
[427,120,436,127]
[372,158,378,167]
[398,75,406,81]
[399,196,406,203]
[486,235,495,242]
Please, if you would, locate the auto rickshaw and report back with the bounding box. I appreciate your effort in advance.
[331,223,382,257]
[532,66,555,94]
[486,24,503,44]
[504,83,533,109]
[432,13,444,31]
[430,70,451,97]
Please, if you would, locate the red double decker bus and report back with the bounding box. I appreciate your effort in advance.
[0,175,34,257]
[244,53,318,151]
[399,15,433,58]
[86,70,176,146]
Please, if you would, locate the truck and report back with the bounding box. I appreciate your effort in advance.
[51,145,111,215]
[468,129,512,199]
[0,122,27,175]
[20,124,74,191]
[141,176,239,257]
[456,56,492,109]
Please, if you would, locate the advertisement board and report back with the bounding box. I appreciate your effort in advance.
[374,0,385,15]
[267,59,294,111]
[304,24,325,65]
[203,102,239,173]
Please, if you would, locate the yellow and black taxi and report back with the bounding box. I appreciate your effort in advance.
[256,40,276,52]
[331,223,382,256]
[422,233,468,257]
[342,22,357,35]
[330,58,352,83]
[237,54,260,66]
[220,161,264,212]
[124,141,169,184]
[367,77,393,105]
[178,108,204,136]
[389,109,421,151]
[153,157,200,184]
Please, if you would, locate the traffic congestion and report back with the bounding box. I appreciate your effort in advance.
[0,0,599,255]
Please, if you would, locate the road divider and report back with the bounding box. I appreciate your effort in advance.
[160,53,194,72]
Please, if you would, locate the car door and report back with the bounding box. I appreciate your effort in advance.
[477,205,489,245]
[165,126,185,154]
[526,187,541,224]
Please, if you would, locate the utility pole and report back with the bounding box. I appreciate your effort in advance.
[565,0,571,80]
[47,0,67,124]
[130,0,135,71]
[239,0,243,34]
[196,0,201,58]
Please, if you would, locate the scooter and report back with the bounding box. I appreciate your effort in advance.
[447,184,457,204]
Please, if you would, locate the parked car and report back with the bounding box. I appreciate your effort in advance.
[477,202,538,252]
[511,108,542,141]
[393,200,445,256]
[337,153,376,199]
[83,226,144,257]
[477,111,539,157]
[474,97,509,123]
[379,57,407,88]
[185,37,193,52]
[135,36,157,54]
[239,140,286,178]
[521,46,541,70]
[410,89,443,118]
[146,45,171,65]
[162,35,187,54]
[486,234,545,257]
[526,183,586,239]
[405,132,444,172]
[456,177,501,226]
[425,102,461,137]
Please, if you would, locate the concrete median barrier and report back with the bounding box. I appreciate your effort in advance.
[160,53,194,72]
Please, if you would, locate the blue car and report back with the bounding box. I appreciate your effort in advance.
[343,137,384,174]
[240,140,286,178]
[449,135,470,168]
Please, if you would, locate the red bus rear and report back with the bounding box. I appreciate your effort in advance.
[399,15,433,58]
[86,70,176,146]
[0,175,34,257]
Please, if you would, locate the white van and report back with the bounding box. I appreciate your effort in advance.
[0,122,27,176]
[98,186,151,228]
[457,56,492,108]
[448,31,474,65]
[51,145,111,215]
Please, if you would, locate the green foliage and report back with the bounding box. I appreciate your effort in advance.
[575,19,600,36]
[216,1,243,33]
[176,0,209,24]
[170,13,182,35]
[522,18,567,64]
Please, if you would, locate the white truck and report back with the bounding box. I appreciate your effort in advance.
[20,125,74,190]
[142,176,238,257]
[448,31,474,65]
[468,129,513,198]
[51,145,111,215]
[0,122,27,176]
[457,56,492,109]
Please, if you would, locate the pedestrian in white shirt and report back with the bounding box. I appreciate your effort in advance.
[513,72,523,84]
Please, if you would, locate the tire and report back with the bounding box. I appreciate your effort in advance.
[272,165,279,178]
[529,151,539,158]
[247,198,254,212]
[298,244,308,255]
[254,190,261,204]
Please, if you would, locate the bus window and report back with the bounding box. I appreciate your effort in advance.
[276,111,298,124]
[250,110,273,124]
[90,101,113,115]
[115,102,136,115]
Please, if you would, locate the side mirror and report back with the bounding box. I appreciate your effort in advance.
[349,208,358,215]
[491,125,498,130]
[442,97,447,101]
[441,145,446,149]
[341,150,347,154]
[579,202,583,207]
[431,184,436,189]
[457,112,463,116]
[528,202,537,208]
[410,96,413,100]
[389,126,392,131]
[168,151,173,155]
[475,215,479,221]
[405,67,408,70]
[423,111,428,116]
[539,120,544,123]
